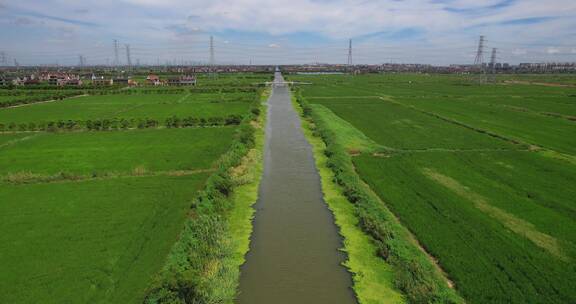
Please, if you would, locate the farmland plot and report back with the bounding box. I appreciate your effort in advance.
[310,97,517,150]
[354,152,576,303]
[0,127,235,176]
[0,174,208,304]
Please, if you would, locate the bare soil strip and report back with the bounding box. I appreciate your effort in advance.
[1,94,88,109]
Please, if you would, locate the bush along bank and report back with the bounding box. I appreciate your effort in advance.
[294,89,464,304]
[143,89,266,304]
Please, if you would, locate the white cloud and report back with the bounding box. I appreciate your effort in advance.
[2,0,576,64]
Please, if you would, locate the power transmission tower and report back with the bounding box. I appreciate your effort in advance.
[113,39,120,67]
[473,35,486,84]
[125,44,132,69]
[489,48,497,83]
[347,38,353,74]
[209,35,216,78]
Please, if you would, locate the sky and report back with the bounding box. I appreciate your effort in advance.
[1,0,576,66]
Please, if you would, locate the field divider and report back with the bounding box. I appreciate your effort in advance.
[378,96,531,148]
[377,96,576,162]
[499,104,576,122]
[0,93,88,109]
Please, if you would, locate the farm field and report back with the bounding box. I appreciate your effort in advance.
[0,73,270,303]
[292,73,576,303]
[0,174,208,304]
[0,127,235,176]
[0,93,253,125]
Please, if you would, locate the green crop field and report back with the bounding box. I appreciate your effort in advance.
[0,127,235,176]
[0,174,208,304]
[0,72,270,303]
[292,73,576,304]
[0,93,253,125]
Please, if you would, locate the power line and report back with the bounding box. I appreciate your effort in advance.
[474,35,486,84]
[489,48,497,83]
[125,44,132,69]
[347,38,353,73]
[113,39,120,67]
[209,35,217,77]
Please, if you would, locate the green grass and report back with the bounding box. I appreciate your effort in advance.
[0,127,236,176]
[0,174,208,304]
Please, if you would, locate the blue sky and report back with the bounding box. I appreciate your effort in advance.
[0,0,575,65]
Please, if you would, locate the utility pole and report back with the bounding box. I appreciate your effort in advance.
[347,38,353,74]
[125,44,132,70]
[473,35,486,84]
[113,39,120,67]
[489,48,497,83]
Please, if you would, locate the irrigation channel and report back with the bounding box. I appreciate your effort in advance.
[237,72,357,304]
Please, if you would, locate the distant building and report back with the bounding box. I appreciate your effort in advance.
[167,75,196,86]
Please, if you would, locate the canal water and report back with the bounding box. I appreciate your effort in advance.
[237,72,356,304]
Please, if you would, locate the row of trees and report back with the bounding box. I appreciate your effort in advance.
[0,115,244,132]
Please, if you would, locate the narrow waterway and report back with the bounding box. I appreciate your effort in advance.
[237,72,356,304]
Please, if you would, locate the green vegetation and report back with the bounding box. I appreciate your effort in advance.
[290,73,576,304]
[0,73,271,303]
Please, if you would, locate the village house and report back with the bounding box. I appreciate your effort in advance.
[46,73,80,86]
[146,74,162,86]
[91,74,113,86]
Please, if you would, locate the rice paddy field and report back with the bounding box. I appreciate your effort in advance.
[291,73,576,304]
[0,73,270,303]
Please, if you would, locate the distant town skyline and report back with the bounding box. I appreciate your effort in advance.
[1,0,576,66]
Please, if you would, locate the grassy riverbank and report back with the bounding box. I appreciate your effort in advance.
[293,96,405,304]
